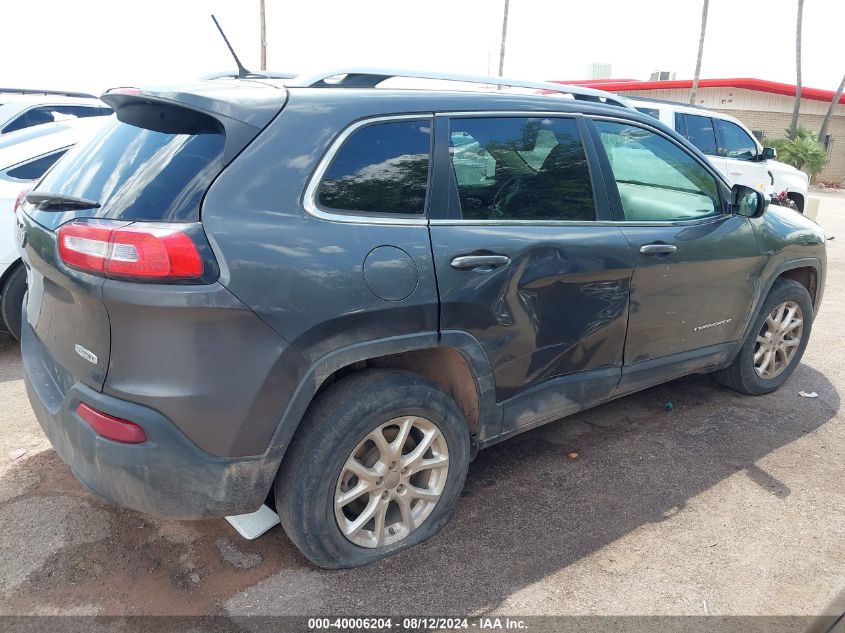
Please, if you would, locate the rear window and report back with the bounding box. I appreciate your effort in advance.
[34,105,225,222]
[317,119,431,215]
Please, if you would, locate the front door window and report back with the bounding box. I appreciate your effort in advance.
[594,120,722,222]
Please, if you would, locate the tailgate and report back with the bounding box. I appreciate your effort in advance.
[15,81,287,397]
[18,211,110,391]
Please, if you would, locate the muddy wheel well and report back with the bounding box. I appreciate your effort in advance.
[786,192,805,212]
[316,347,481,436]
[777,266,817,305]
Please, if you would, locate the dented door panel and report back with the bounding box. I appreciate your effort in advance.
[430,223,634,402]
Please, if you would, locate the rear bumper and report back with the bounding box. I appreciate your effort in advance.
[22,320,277,519]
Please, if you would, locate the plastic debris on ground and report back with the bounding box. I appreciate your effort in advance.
[799,391,819,398]
[225,504,280,540]
[8,448,27,461]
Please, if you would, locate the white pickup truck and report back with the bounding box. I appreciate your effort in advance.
[632,98,809,212]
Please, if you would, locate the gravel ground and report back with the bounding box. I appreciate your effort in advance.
[0,194,843,621]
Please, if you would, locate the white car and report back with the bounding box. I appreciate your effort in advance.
[0,117,107,339]
[631,98,809,211]
[0,90,111,135]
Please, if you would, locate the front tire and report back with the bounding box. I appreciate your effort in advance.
[0,265,26,341]
[714,278,813,395]
[275,369,470,569]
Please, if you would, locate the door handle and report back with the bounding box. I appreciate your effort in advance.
[450,255,511,270]
[639,243,677,256]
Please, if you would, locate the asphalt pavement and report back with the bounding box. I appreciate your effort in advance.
[0,194,843,622]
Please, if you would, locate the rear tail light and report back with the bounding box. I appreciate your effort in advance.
[58,221,203,280]
[76,402,147,444]
[13,189,27,215]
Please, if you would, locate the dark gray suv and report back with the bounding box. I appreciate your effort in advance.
[16,70,826,568]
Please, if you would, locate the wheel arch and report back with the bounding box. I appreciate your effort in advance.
[786,192,805,212]
[732,257,822,362]
[305,331,499,442]
[261,331,500,485]
[777,265,818,306]
[0,257,23,292]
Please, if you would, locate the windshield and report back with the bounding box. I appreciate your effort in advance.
[35,114,225,222]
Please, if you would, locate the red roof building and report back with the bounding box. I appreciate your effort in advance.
[552,78,845,183]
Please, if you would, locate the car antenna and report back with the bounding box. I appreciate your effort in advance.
[211,14,252,79]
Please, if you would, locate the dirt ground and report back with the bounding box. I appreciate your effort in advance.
[0,195,843,623]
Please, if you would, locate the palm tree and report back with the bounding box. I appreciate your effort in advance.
[818,72,845,144]
[689,0,709,105]
[788,0,805,138]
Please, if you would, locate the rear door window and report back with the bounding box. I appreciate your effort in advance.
[448,116,595,221]
[317,119,431,215]
[2,105,109,134]
[34,105,225,222]
[4,149,67,181]
[636,107,661,120]
[51,105,107,120]
[680,113,718,155]
[2,112,39,134]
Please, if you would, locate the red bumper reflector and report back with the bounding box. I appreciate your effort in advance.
[76,403,147,444]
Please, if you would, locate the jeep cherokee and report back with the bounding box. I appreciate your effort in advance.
[16,70,826,568]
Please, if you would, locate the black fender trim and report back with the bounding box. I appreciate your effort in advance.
[261,329,500,496]
[439,330,501,440]
[0,257,23,292]
[731,256,822,361]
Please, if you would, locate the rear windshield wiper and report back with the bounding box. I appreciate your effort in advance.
[25,191,101,210]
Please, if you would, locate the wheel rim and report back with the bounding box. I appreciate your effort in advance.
[754,300,803,380]
[334,416,449,549]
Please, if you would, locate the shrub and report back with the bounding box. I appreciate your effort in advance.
[770,127,828,176]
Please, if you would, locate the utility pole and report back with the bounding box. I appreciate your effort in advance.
[260,0,267,71]
[497,0,509,86]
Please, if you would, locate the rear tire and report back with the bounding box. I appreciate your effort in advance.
[275,369,470,569]
[714,278,813,395]
[0,265,26,342]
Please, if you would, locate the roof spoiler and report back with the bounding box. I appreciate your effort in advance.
[201,70,298,81]
[101,86,287,164]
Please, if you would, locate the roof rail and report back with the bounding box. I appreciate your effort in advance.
[0,88,98,99]
[286,68,633,108]
[626,95,711,111]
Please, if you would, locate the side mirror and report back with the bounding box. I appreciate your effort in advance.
[761,147,777,160]
[732,184,769,218]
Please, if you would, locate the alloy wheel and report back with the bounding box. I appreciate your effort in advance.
[753,300,803,379]
[334,416,449,548]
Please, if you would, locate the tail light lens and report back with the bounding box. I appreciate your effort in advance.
[58,221,204,280]
[13,189,27,215]
[77,402,147,444]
